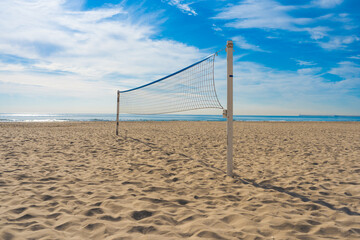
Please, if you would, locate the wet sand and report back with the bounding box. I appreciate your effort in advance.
[0,121,359,239]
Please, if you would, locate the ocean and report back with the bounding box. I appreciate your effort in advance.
[1,113,360,122]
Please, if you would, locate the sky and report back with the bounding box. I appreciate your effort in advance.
[0,0,359,115]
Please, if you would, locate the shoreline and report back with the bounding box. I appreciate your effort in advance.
[1,120,360,123]
[1,114,360,123]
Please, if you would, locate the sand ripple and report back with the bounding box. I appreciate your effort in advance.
[0,121,359,239]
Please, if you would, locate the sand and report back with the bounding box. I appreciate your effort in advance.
[0,121,359,240]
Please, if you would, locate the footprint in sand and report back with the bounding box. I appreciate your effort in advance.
[1,232,14,240]
[41,195,54,201]
[127,226,156,234]
[30,224,46,231]
[196,230,226,239]
[46,213,62,219]
[10,207,27,214]
[55,221,72,231]
[99,215,122,222]
[131,210,153,220]
[85,223,105,231]
[9,214,35,221]
[84,208,104,216]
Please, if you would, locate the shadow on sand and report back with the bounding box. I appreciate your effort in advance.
[121,135,360,217]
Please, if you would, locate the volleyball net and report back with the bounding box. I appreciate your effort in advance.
[116,41,234,176]
[118,54,223,115]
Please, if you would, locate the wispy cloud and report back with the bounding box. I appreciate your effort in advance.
[214,0,358,50]
[213,0,333,42]
[297,67,322,75]
[311,0,344,8]
[214,0,312,31]
[212,24,222,32]
[348,55,360,60]
[326,61,360,97]
[229,60,359,114]
[0,0,205,102]
[329,61,360,79]
[232,36,267,52]
[163,0,197,16]
[295,60,317,66]
[318,35,360,50]
[305,26,331,40]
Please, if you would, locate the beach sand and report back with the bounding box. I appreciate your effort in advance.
[0,121,359,239]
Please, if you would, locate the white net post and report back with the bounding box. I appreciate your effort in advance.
[226,40,234,177]
[116,90,120,136]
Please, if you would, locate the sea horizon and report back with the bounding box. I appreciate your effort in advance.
[1,113,360,122]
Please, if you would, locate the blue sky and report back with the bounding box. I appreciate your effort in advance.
[0,0,359,115]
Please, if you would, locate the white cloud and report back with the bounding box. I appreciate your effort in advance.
[317,13,355,30]
[214,0,312,31]
[326,62,360,96]
[319,35,360,49]
[212,24,222,32]
[305,26,331,40]
[214,0,336,42]
[295,60,317,66]
[0,0,206,104]
[228,60,360,115]
[329,61,360,79]
[0,63,26,72]
[266,36,279,39]
[297,67,322,75]
[232,36,267,52]
[312,0,344,8]
[213,0,360,51]
[164,0,197,16]
[348,55,360,60]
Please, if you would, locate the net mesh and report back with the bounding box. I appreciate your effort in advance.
[119,55,223,114]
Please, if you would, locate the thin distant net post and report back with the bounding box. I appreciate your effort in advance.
[116,90,120,136]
